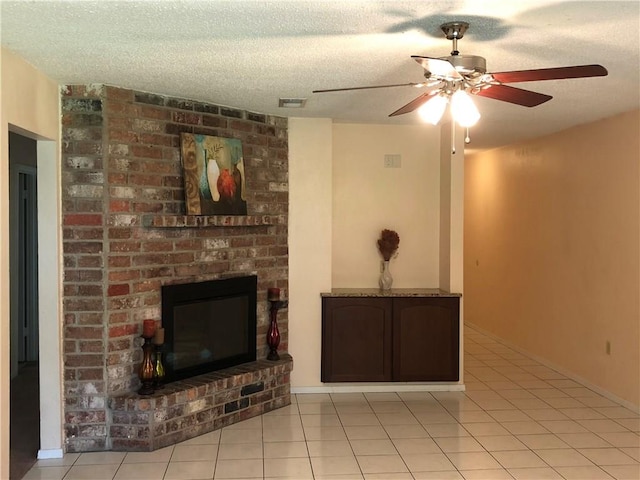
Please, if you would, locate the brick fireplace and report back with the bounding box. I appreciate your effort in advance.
[61,84,290,452]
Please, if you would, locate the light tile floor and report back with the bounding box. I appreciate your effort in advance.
[24,326,639,480]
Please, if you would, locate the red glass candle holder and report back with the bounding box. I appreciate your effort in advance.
[267,295,288,361]
[267,301,281,360]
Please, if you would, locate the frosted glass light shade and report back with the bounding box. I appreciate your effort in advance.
[451,90,480,127]
[418,95,448,125]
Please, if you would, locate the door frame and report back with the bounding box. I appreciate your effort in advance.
[10,164,39,377]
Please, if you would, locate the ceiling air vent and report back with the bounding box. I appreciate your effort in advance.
[278,98,307,108]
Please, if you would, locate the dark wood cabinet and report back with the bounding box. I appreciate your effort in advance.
[392,297,459,381]
[321,297,392,382]
[321,291,459,383]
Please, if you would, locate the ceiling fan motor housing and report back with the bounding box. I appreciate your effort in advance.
[440,21,469,40]
[441,55,487,77]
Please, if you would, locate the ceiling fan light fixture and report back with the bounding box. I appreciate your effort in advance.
[418,94,448,125]
[451,90,480,127]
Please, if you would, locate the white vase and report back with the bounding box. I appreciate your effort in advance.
[207,157,220,202]
[379,260,393,290]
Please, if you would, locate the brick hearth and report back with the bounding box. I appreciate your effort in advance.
[109,355,292,451]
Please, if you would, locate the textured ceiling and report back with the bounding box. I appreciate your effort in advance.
[1,0,639,151]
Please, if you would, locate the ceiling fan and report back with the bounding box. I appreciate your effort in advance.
[313,21,608,125]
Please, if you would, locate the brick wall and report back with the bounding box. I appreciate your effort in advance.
[61,84,288,452]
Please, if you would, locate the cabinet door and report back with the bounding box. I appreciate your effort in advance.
[392,297,459,381]
[321,297,392,382]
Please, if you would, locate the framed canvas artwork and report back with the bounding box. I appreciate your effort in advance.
[180,133,247,215]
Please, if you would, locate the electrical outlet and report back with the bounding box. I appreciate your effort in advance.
[606,340,611,355]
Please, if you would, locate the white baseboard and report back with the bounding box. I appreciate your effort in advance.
[466,322,640,414]
[292,383,465,394]
[37,448,64,459]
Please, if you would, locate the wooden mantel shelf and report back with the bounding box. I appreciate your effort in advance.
[142,214,286,228]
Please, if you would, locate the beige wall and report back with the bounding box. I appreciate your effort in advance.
[465,109,640,407]
[288,118,333,388]
[331,124,441,288]
[439,123,465,295]
[1,48,62,473]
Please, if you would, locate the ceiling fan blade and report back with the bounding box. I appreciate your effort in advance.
[389,91,439,117]
[474,84,552,107]
[313,82,422,93]
[412,56,462,80]
[491,64,608,83]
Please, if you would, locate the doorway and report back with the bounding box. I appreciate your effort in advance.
[9,132,40,479]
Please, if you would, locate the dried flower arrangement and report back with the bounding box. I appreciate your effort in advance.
[377,229,400,261]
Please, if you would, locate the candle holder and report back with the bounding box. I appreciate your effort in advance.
[267,298,288,361]
[138,335,156,395]
[153,344,165,388]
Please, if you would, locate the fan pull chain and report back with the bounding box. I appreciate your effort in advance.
[465,128,471,144]
[451,121,456,154]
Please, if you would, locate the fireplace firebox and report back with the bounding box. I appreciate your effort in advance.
[162,275,257,383]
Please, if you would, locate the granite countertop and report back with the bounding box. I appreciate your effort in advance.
[321,288,461,298]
